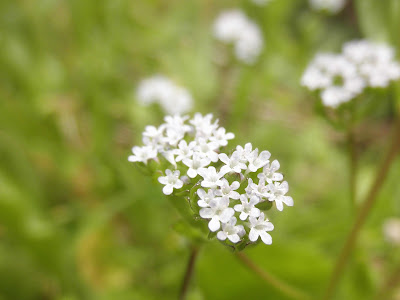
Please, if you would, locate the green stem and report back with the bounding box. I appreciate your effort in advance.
[347,127,357,211]
[235,252,312,300]
[179,246,200,300]
[323,118,400,300]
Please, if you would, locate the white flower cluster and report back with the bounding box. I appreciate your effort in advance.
[301,40,400,108]
[309,0,346,14]
[213,10,264,64]
[136,75,193,115]
[129,114,293,246]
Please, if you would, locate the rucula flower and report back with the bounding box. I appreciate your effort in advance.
[210,127,235,146]
[195,138,219,162]
[219,152,247,174]
[128,146,158,164]
[247,149,271,172]
[217,217,245,243]
[158,169,184,195]
[248,213,274,244]
[245,178,269,200]
[215,179,240,200]
[198,166,227,189]
[183,153,211,178]
[257,160,283,183]
[266,181,294,211]
[235,143,254,163]
[199,197,235,231]
[197,188,217,208]
[174,140,196,162]
[234,194,261,221]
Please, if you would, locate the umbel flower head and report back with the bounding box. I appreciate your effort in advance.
[128,113,293,249]
[301,40,400,108]
[136,75,193,115]
[213,10,264,64]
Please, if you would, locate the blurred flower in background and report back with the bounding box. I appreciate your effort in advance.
[136,75,193,115]
[213,10,264,64]
[383,218,400,245]
[309,0,347,14]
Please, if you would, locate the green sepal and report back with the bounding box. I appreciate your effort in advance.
[256,200,273,211]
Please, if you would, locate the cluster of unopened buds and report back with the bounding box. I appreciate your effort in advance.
[129,113,293,248]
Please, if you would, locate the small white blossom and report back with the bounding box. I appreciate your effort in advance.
[128,146,158,164]
[158,169,184,195]
[197,188,217,208]
[257,160,283,183]
[197,166,227,189]
[199,197,235,232]
[219,152,247,174]
[195,138,219,162]
[234,194,261,221]
[248,212,274,244]
[210,127,235,147]
[235,143,254,163]
[217,217,245,243]
[174,140,196,162]
[247,149,271,172]
[190,113,218,140]
[183,153,211,178]
[245,178,269,200]
[266,181,294,211]
[215,179,240,200]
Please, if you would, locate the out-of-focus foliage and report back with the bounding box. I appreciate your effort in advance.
[0,0,400,299]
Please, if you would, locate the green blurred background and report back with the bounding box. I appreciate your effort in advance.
[1,0,400,299]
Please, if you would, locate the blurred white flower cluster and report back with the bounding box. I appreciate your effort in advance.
[129,114,293,246]
[251,0,272,6]
[213,10,264,64]
[136,75,193,115]
[309,0,346,14]
[383,218,400,246]
[301,40,400,108]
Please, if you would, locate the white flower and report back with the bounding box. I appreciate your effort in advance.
[195,138,219,162]
[210,127,235,147]
[257,160,283,183]
[248,212,274,244]
[219,152,247,174]
[199,197,235,232]
[383,218,400,245]
[128,146,158,164]
[245,178,269,199]
[174,140,196,162]
[217,217,245,243]
[197,166,227,189]
[136,76,193,114]
[197,188,217,208]
[190,113,218,140]
[158,169,184,195]
[266,181,294,211]
[309,0,346,14]
[247,149,271,172]
[142,125,165,147]
[183,153,211,178]
[215,178,240,200]
[234,194,261,221]
[235,143,254,163]
[213,10,263,64]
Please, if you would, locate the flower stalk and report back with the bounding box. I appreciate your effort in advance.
[323,118,400,300]
[179,246,200,300]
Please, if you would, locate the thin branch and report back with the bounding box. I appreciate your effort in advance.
[235,252,312,300]
[347,127,358,211]
[179,246,200,300]
[323,118,400,300]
